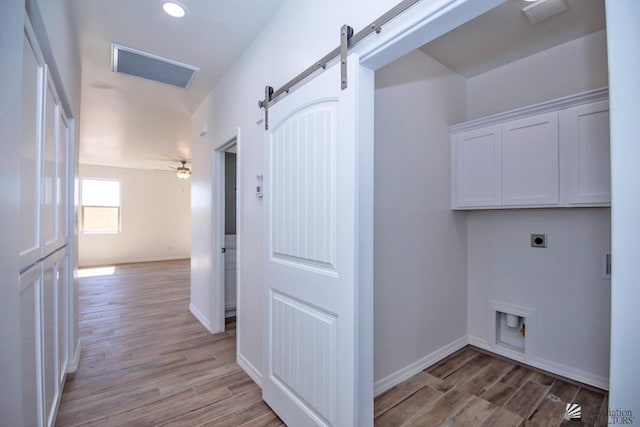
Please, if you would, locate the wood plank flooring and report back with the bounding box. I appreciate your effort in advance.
[56,259,283,427]
[58,259,608,426]
[375,347,609,427]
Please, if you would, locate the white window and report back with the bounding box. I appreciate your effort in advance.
[81,178,121,233]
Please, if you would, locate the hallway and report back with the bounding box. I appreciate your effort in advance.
[56,260,282,426]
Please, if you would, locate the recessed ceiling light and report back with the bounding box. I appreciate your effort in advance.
[162,1,186,18]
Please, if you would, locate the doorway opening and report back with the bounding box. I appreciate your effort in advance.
[211,135,241,333]
[372,0,610,422]
[223,151,237,319]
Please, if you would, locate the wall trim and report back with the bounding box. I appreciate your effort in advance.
[237,352,263,388]
[225,308,236,318]
[450,87,609,133]
[374,336,468,397]
[468,335,609,390]
[189,303,212,333]
[66,339,82,373]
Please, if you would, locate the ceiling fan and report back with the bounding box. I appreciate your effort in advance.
[170,160,191,179]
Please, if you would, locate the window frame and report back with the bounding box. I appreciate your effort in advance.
[80,178,122,234]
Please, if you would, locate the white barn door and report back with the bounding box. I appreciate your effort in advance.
[262,55,373,427]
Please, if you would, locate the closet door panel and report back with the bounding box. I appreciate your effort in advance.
[57,251,69,386]
[42,256,59,427]
[21,265,44,427]
[43,73,59,255]
[57,113,69,246]
[20,30,45,269]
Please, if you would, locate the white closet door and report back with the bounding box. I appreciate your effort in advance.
[43,72,60,256]
[57,250,69,387]
[20,264,43,427]
[56,112,70,246]
[263,55,373,426]
[502,112,559,206]
[562,100,611,205]
[20,26,45,270]
[42,255,59,427]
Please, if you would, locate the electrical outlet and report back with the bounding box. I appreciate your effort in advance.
[531,234,547,248]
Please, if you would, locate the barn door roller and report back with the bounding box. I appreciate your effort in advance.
[258,0,422,130]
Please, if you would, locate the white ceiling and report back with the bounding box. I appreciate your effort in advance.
[70,0,285,170]
[420,0,605,78]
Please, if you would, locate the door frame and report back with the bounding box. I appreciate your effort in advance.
[211,129,242,334]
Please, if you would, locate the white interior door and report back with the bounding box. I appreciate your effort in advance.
[263,55,373,427]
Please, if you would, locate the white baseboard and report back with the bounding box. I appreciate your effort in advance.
[189,303,212,332]
[374,336,468,397]
[225,308,236,318]
[79,256,190,268]
[468,335,609,390]
[66,339,82,373]
[237,352,263,388]
[530,357,609,391]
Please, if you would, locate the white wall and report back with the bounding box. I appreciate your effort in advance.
[467,210,611,384]
[605,0,640,417]
[79,165,191,266]
[374,50,467,382]
[190,0,411,377]
[465,31,611,387]
[466,30,608,120]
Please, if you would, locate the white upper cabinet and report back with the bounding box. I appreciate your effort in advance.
[453,125,502,208]
[451,89,610,210]
[502,112,559,206]
[561,100,611,205]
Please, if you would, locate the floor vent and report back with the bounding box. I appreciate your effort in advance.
[111,43,198,89]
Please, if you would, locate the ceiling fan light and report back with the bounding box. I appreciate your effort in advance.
[176,167,191,179]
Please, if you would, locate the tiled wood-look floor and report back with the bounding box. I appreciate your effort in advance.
[56,259,282,427]
[375,347,608,426]
[58,259,608,427]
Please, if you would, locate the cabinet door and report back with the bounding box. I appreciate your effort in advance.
[20,28,45,270]
[502,112,559,206]
[562,100,611,205]
[43,72,60,256]
[57,112,70,246]
[42,256,59,427]
[452,125,502,208]
[57,251,69,387]
[20,265,43,427]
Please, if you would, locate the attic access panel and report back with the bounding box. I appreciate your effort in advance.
[111,43,199,89]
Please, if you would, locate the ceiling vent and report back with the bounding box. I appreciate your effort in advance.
[522,0,569,24]
[111,43,198,89]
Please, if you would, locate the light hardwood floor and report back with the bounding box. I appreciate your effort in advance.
[56,259,283,427]
[58,259,607,426]
[374,346,608,426]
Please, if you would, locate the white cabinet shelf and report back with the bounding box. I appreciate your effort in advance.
[451,89,610,210]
